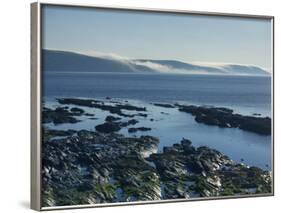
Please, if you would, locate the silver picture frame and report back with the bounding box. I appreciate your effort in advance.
[31,1,274,211]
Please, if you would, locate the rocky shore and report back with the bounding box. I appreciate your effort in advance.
[42,129,271,207]
[148,138,271,198]
[42,129,160,206]
[42,98,272,207]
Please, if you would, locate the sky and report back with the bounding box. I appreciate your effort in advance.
[42,5,272,71]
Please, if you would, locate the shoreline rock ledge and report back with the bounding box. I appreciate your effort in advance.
[42,129,272,207]
[176,104,271,135]
[148,138,271,199]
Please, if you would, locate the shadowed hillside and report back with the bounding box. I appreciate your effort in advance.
[43,49,270,76]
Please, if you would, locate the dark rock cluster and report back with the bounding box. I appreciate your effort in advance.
[148,138,271,198]
[42,130,160,206]
[42,105,97,125]
[153,103,175,108]
[177,104,271,135]
[128,127,152,133]
[95,118,140,134]
[57,98,147,118]
[42,107,81,124]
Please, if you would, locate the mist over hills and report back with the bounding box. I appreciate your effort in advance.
[43,49,270,76]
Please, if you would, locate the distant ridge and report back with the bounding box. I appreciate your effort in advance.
[42,49,153,73]
[43,49,270,76]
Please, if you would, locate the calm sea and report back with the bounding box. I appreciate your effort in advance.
[43,72,271,116]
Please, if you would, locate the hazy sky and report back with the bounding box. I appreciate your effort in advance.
[42,5,272,70]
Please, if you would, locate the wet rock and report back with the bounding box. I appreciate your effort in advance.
[42,107,80,124]
[115,104,146,112]
[42,128,76,140]
[95,122,121,133]
[105,115,121,122]
[85,113,95,116]
[112,155,161,201]
[70,107,84,115]
[148,140,271,199]
[181,138,196,154]
[153,103,175,108]
[57,98,102,106]
[127,119,139,125]
[57,98,147,118]
[177,104,271,135]
[128,127,152,133]
[96,119,140,133]
[42,130,160,206]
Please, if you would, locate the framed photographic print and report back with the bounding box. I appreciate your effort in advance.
[31,2,274,211]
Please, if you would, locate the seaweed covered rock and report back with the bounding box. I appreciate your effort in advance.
[42,130,160,206]
[42,125,271,206]
[148,138,272,199]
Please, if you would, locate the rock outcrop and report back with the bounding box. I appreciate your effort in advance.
[148,138,271,198]
[42,130,160,206]
[177,104,271,135]
[42,131,271,206]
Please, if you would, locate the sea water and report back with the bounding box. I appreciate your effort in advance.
[43,72,272,169]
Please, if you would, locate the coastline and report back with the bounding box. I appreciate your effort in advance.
[43,97,272,169]
[41,97,272,207]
